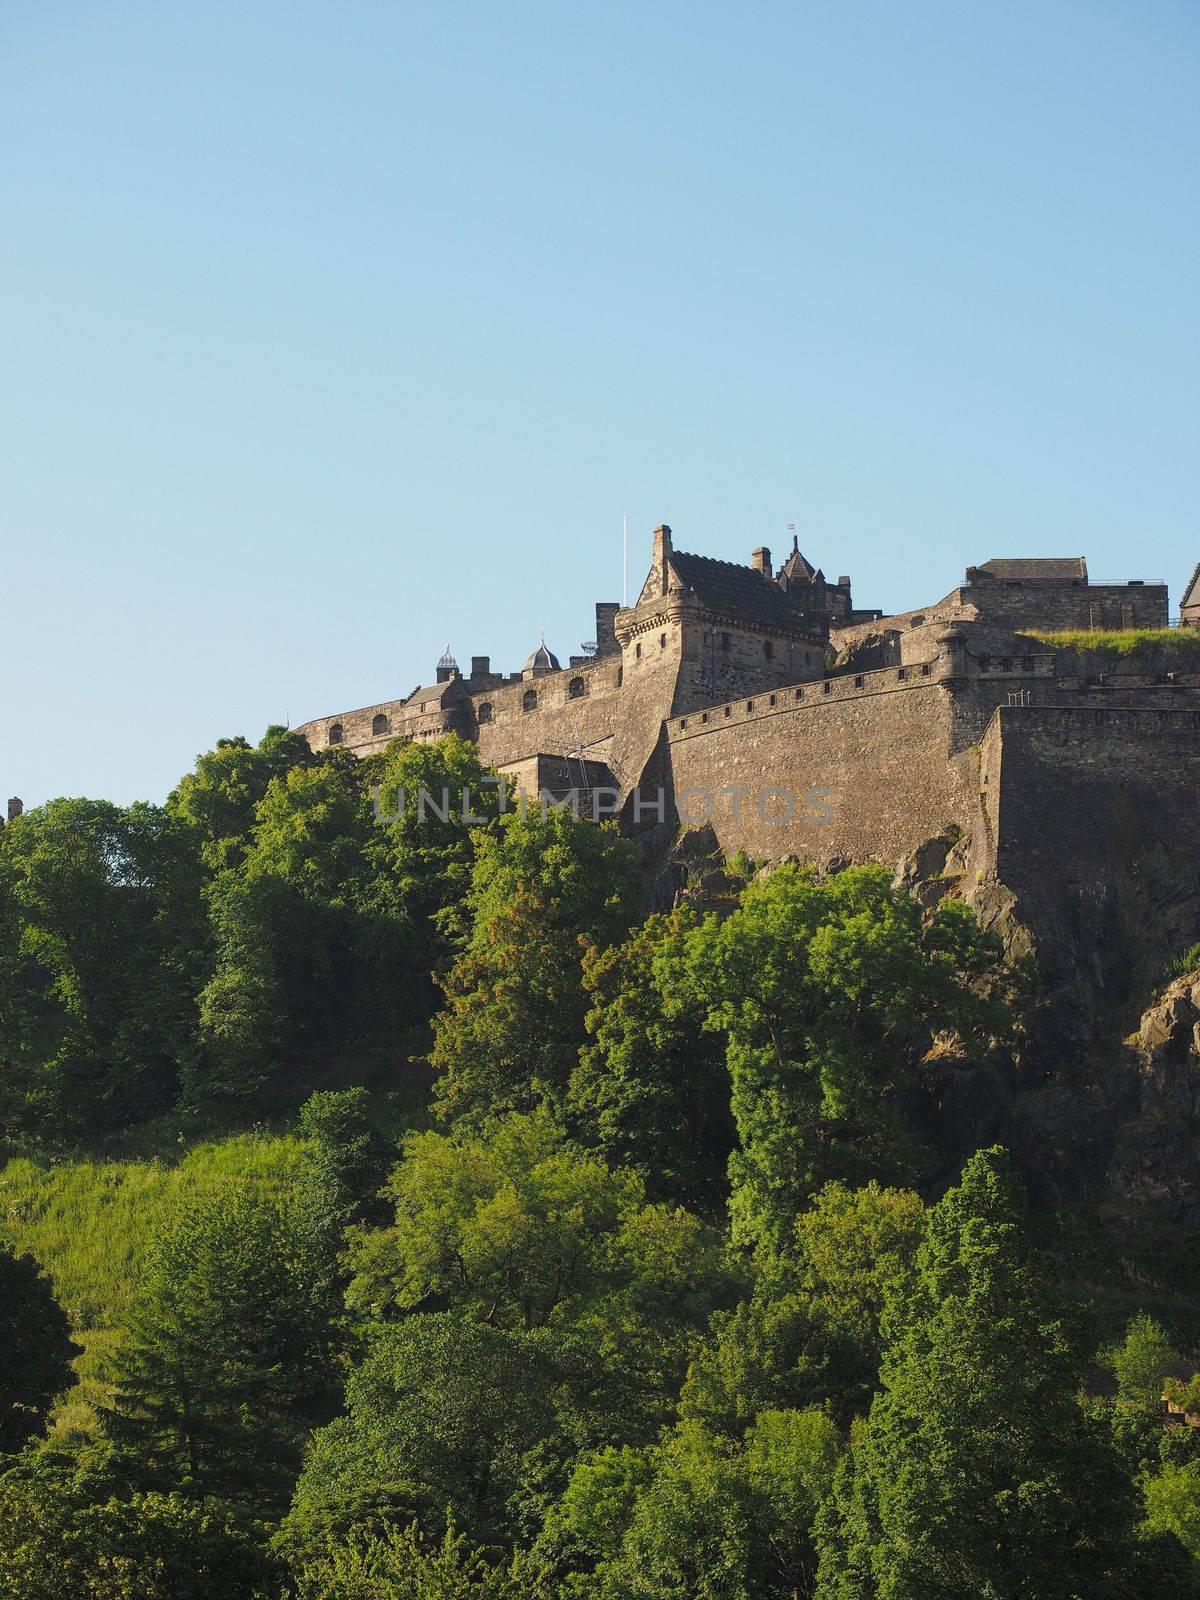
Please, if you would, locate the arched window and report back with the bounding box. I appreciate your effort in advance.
[477,702,493,724]
[523,689,538,712]
[372,713,389,737]
[328,722,343,745]
[568,677,585,699]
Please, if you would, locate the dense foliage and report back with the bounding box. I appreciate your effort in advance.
[2,733,1199,1596]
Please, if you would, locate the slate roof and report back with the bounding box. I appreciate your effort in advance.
[403,681,460,711]
[1182,563,1200,610]
[777,542,820,585]
[976,557,1088,583]
[669,550,802,626]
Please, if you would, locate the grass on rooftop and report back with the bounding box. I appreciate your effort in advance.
[1030,627,1200,656]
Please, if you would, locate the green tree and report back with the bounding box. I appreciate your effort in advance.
[790,1181,926,1360]
[571,907,733,1211]
[815,1145,1137,1600]
[1096,1312,1190,1478]
[1144,1460,1200,1565]
[369,734,508,961]
[346,1112,728,1447]
[194,757,404,1098]
[298,1086,394,1234]
[280,1314,553,1557]
[686,863,1019,1260]
[0,1248,80,1452]
[683,1182,925,1436]
[0,1474,280,1600]
[528,1443,656,1589]
[166,725,314,874]
[430,812,642,1124]
[106,1185,338,1511]
[1109,1313,1184,1412]
[0,799,205,1137]
[291,1522,522,1600]
[551,1411,840,1600]
[680,1290,858,1440]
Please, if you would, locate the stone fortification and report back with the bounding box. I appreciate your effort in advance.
[296,525,1198,1008]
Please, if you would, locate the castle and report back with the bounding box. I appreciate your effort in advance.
[299,527,1198,1021]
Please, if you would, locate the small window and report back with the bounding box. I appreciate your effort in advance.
[795,687,804,700]
[1000,657,1013,672]
[720,632,731,651]
[328,722,343,745]
[854,675,864,688]
[898,667,908,681]
[769,693,776,706]
[372,713,389,736]
[979,656,992,672]
[522,689,538,712]
[659,633,667,650]
[1021,657,1035,672]
[478,702,493,724]
[616,666,623,686]
[746,700,754,712]
[823,682,832,695]
[568,677,585,699]
[724,705,732,717]
[763,640,774,661]
[636,642,642,659]
[921,663,931,676]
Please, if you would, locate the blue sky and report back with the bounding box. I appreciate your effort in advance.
[4,1,1197,806]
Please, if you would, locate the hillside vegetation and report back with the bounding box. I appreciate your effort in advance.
[2,728,1200,1598]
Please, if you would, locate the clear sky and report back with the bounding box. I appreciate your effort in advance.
[4,1,1197,807]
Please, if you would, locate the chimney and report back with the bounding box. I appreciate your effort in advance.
[751,547,772,575]
[594,602,619,655]
[652,524,672,597]
[470,655,490,678]
[7,797,23,823]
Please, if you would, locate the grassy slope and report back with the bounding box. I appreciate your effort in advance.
[0,1056,433,1438]
[0,1135,310,1436]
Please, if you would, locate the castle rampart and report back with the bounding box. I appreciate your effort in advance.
[292,522,1198,1027]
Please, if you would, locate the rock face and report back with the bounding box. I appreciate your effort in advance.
[1108,971,1200,1225]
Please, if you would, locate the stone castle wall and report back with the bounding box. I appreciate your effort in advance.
[657,655,988,868]
[970,580,1168,633]
[474,651,676,794]
[988,702,1200,1006]
[832,579,1168,654]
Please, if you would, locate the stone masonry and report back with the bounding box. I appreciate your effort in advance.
[297,527,1199,1008]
